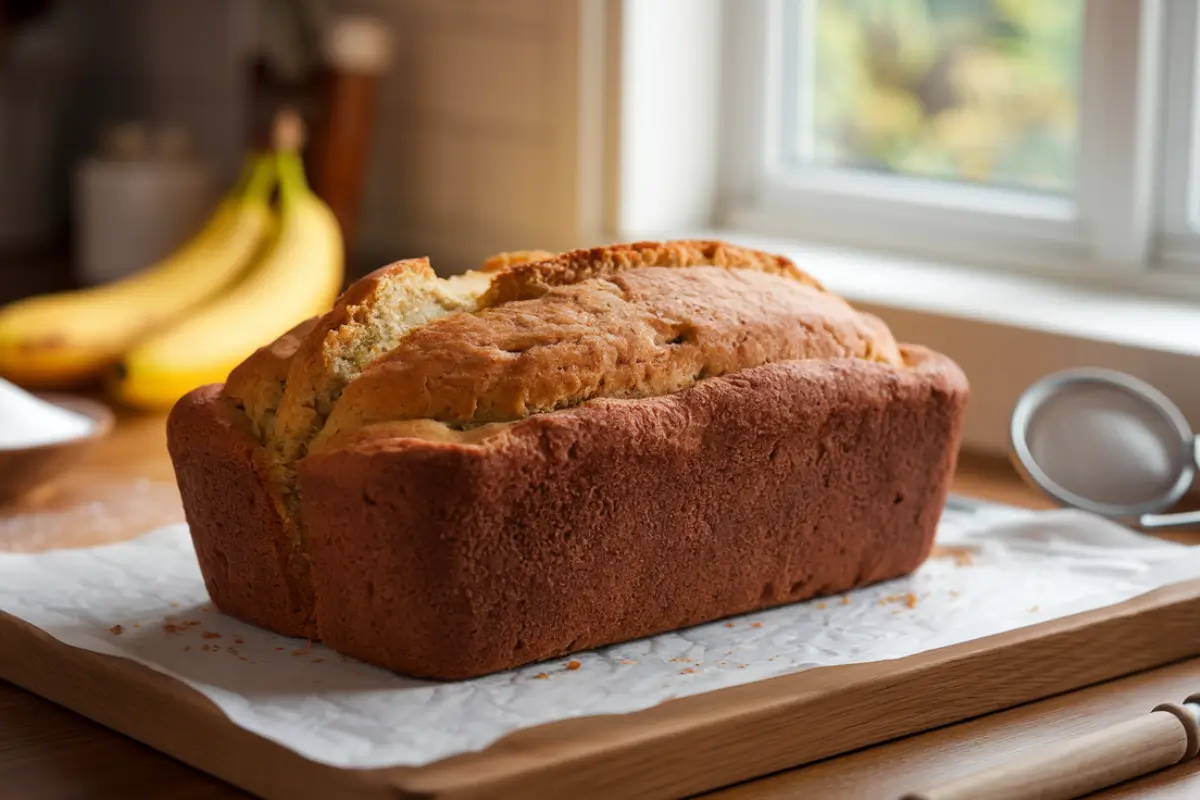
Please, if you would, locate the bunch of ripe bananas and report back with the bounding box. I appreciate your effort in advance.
[0,110,344,410]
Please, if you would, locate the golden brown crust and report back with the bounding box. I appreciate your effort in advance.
[312,266,900,450]
[223,316,320,441]
[269,259,433,463]
[169,238,971,679]
[481,239,821,305]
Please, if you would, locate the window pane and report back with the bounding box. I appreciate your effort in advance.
[797,0,1084,194]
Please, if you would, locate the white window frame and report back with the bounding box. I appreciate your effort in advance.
[719,0,1200,289]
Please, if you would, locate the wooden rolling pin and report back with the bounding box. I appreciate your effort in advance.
[900,697,1200,800]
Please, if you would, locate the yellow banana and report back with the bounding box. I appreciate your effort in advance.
[0,156,277,388]
[114,149,345,410]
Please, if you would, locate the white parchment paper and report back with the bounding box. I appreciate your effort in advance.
[2,503,1198,769]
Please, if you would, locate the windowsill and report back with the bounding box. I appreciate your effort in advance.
[680,227,1200,456]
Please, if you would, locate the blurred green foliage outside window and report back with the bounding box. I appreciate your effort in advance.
[800,0,1083,194]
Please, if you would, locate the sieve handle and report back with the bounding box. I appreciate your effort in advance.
[1139,436,1200,529]
[1141,509,1200,529]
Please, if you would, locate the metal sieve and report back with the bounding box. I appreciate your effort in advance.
[1010,368,1200,529]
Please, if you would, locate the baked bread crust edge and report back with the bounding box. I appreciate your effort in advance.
[169,344,968,678]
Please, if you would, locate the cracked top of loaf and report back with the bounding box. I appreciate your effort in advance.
[222,240,904,464]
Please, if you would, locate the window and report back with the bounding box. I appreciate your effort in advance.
[720,0,1200,285]
[797,0,1082,194]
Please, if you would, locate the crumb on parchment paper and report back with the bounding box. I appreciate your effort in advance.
[566,660,582,670]
[879,592,919,610]
[930,545,975,567]
[107,625,123,635]
[201,632,221,640]
[534,673,549,680]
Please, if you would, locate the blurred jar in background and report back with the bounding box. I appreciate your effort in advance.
[73,122,217,286]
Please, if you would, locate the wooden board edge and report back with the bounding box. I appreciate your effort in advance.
[388,577,1200,798]
[0,613,401,800]
[5,578,1200,800]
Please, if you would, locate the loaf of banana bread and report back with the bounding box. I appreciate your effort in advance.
[167,240,969,679]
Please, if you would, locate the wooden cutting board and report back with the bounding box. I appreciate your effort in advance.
[4,578,1200,800]
[4,417,1200,799]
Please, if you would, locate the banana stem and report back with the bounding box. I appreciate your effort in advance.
[225,153,276,202]
[241,155,278,203]
[276,151,310,206]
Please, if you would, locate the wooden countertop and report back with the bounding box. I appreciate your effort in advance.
[1,409,1197,799]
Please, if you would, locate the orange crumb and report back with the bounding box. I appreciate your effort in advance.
[680,668,696,675]
[817,602,827,610]
[841,596,850,605]
[201,632,221,640]
[904,592,918,609]
[619,659,637,665]
[312,658,324,664]
[534,672,550,680]
[107,624,124,635]
[185,620,202,628]
[162,623,185,634]
[750,622,762,629]
[133,623,141,629]
[737,664,747,669]
[292,649,310,656]
[932,546,975,567]
[724,622,735,628]
[566,660,582,671]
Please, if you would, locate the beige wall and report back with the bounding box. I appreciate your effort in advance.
[334,0,598,276]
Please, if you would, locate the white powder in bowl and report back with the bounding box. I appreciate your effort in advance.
[0,378,95,449]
